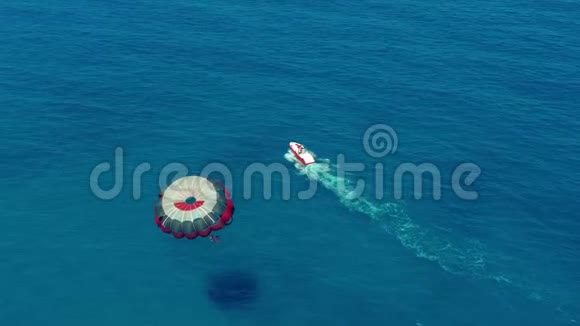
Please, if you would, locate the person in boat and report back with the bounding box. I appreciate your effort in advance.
[297,144,304,154]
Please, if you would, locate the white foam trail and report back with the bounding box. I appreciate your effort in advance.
[285,149,578,323]
[285,150,495,277]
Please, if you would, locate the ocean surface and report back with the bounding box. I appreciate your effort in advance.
[1,0,579,325]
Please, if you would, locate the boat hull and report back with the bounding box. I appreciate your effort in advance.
[289,142,315,165]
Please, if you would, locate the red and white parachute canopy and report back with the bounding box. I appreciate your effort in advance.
[154,176,234,239]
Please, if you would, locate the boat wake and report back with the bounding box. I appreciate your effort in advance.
[284,147,578,323]
[285,150,494,276]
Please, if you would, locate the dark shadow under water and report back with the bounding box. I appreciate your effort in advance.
[206,270,259,310]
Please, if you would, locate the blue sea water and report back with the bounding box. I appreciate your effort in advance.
[1,0,579,325]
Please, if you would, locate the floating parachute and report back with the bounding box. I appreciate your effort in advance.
[154,176,234,239]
